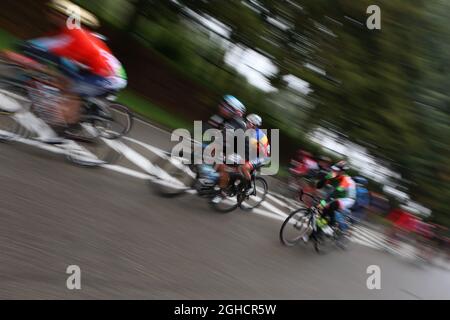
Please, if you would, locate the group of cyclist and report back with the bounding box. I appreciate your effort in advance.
[1,0,371,234]
[199,94,270,204]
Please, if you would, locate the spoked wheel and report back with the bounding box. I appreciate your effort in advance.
[312,229,337,254]
[93,103,133,140]
[153,158,196,198]
[209,185,240,214]
[280,209,312,246]
[240,177,268,211]
[64,122,120,167]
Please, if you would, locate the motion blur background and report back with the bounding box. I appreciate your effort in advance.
[0,1,448,230]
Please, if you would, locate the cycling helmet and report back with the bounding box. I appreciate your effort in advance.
[246,114,262,127]
[220,95,246,118]
[47,0,100,29]
[331,160,349,172]
[226,153,243,165]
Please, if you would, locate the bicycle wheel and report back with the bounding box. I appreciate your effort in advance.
[313,228,338,254]
[95,103,133,140]
[209,186,240,213]
[280,209,312,246]
[64,122,120,167]
[240,176,268,211]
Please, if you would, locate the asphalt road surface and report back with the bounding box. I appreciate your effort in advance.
[0,117,449,299]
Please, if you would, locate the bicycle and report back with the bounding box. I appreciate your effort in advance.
[0,52,133,166]
[279,190,350,254]
[154,154,268,214]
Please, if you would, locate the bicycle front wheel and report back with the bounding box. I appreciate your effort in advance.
[95,103,133,140]
[280,209,312,246]
[65,123,120,167]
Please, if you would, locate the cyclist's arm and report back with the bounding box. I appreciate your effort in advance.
[316,172,333,189]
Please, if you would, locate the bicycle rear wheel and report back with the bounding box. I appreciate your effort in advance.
[209,185,240,213]
[312,229,337,254]
[240,176,268,211]
[280,209,312,246]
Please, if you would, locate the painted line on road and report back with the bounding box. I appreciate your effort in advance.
[265,193,298,212]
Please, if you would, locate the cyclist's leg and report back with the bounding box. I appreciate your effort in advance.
[335,198,355,232]
[216,164,230,189]
[64,73,126,125]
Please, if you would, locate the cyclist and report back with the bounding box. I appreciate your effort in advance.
[288,150,320,194]
[290,150,319,178]
[198,95,246,184]
[11,0,127,141]
[241,113,270,195]
[316,160,356,234]
[349,176,371,224]
[211,114,270,203]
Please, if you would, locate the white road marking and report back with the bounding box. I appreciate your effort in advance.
[102,164,152,180]
[265,193,298,211]
[260,200,289,219]
[123,136,170,158]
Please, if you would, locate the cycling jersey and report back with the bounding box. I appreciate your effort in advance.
[22,27,127,97]
[249,128,270,158]
[321,172,356,199]
[29,27,127,79]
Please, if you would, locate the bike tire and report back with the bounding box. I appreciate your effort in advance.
[65,122,121,167]
[209,183,241,213]
[280,208,312,246]
[209,194,240,213]
[240,176,268,211]
[95,103,133,140]
[313,229,338,254]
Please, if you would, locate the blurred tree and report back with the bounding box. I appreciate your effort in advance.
[74,0,449,225]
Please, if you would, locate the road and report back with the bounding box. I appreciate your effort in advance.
[0,117,449,299]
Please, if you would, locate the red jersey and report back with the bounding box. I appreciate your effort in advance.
[34,27,120,78]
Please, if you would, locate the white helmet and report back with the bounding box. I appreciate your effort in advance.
[246,114,262,127]
[47,0,100,29]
